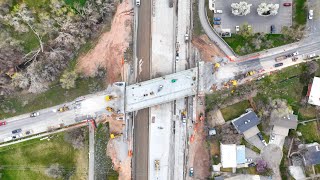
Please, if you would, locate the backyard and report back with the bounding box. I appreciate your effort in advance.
[220,100,251,121]
[0,128,88,180]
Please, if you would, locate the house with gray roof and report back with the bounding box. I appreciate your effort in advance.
[270,114,298,136]
[302,143,320,166]
[231,111,260,139]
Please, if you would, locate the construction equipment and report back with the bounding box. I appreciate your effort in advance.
[275,55,287,62]
[105,95,114,101]
[110,133,122,139]
[246,71,256,76]
[106,107,114,112]
[231,80,237,86]
[214,63,220,69]
[154,160,160,171]
[171,79,177,83]
[58,105,69,112]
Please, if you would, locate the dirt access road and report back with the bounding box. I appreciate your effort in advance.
[133,0,151,179]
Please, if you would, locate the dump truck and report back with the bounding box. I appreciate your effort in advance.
[154,160,160,171]
[275,55,287,62]
[246,71,256,76]
[105,95,114,101]
[58,105,69,112]
[106,107,114,112]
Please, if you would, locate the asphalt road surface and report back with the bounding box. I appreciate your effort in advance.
[134,0,152,179]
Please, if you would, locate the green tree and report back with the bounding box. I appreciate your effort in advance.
[60,71,78,89]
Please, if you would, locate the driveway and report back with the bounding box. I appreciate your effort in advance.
[246,135,265,150]
[261,144,283,180]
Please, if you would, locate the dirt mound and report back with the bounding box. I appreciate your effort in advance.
[192,34,226,62]
[77,0,133,83]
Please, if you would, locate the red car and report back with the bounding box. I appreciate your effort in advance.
[0,121,6,126]
[283,3,291,6]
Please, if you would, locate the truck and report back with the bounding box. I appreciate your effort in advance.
[58,105,69,112]
[275,55,287,62]
[154,160,160,171]
[169,0,173,7]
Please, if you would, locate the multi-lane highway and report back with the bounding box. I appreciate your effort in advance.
[133,0,152,179]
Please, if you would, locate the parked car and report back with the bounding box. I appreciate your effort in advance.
[189,167,194,177]
[215,10,223,14]
[270,25,276,34]
[30,112,40,117]
[213,21,221,25]
[248,162,256,167]
[283,2,291,6]
[213,17,221,21]
[0,121,6,126]
[12,128,22,134]
[184,33,189,42]
[293,51,299,56]
[257,132,263,141]
[309,10,314,20]
[307,53,316,58]
[135,0,140,6]
[271,134,275,140]
[274,63,284,67]
[235,26,240,32]
[25,130,33,136]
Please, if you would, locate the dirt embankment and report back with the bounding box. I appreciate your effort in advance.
[192,34,226,62]
[76,0,133,83]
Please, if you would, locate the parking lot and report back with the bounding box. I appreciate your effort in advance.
[213,0,292,34]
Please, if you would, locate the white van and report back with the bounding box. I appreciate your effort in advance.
[136,0,140,6]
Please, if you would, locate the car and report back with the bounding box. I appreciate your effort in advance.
[274,63,284,67]
[309,10,313,20]
[215,10,223,14]
[213,17,221,21]
[271,134,275,140]
[189,167,194,177]
[307,53,316,58]
[257,132,263,141]
[248,162,256,167]
[293,51,299,56]
[135,0,140,6]
[30,112,40,117]
[270,25,276,34]
[0,121,6,126]
[184,33,189,42]
[175,53,179,62]
[235,26,240,32]
[283,2,291,6]
[12,128,22,134]
[213,21,221,25]
[25,130,33,136]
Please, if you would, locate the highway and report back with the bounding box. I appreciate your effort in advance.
[133,0,152,179]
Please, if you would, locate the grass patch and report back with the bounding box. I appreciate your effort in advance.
[220,100,251,121]
[298,106,317,120]
[0,77,104,119]
[11,30,39,53]
[0,130,88,179]
[294,0,307,25]
[224,34,295,56]
[94,123,119,179]
[315,164,320,174]
[220,167,233,172]
[64,0,87,6]
[24,0,50,10]
[192,0,203,36]
[297,122,320,143]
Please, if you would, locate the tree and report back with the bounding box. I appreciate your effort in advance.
[231,2,252,16]
[257,3,279,16]
[281,26,304,41]
[238,22,253,38]
[60,71,78,89]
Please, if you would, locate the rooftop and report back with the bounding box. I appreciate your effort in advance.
[303,143,320,166]
[231,111,260,134]
[270,114,298,130]
[308,77,320,106]
[220,144,246,168]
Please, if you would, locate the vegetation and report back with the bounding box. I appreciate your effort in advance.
[224,33,295,55]
[94,123,119,179]
[241,138,261,154]
[297,122,320,143]
[0,0,117,95]
[0,129,88,179]
[220,100,251,121]
[193,0,203,36]
[294,0,307,25]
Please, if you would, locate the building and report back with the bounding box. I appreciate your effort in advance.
[307,77,320,106]
[231,111,260,139]
[302,143,320,166]
[220,144,246,168]
[270,114,298,136]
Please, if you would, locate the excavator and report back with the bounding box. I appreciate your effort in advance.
[106,106,114,112]
[58,105,69,112]
[105,95,114,101]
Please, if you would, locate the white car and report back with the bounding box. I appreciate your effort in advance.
[235,26,240,32]
[293,51,299,56]
[215,10,223,14]
[309,10,313,20]
[136,0,140,6]
[307,53,316,58]
[30,112,40,117]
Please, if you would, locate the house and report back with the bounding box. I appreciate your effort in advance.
[231,111,260,139]
[307,77,320,106]
[270,114,298,136]
[220,144,246,168]
[302,143,320,166]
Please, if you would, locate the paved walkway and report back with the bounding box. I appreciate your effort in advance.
[88,121,95,180]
